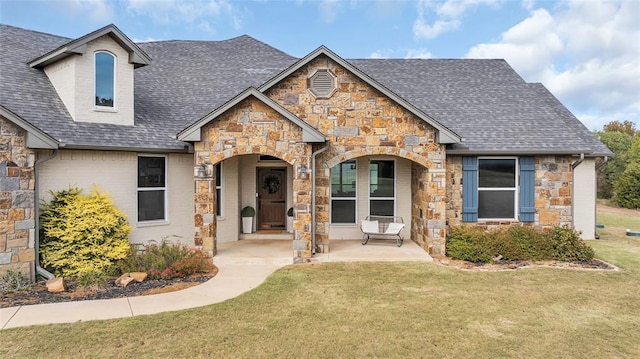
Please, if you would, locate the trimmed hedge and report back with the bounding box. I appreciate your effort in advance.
[446,225,594,263]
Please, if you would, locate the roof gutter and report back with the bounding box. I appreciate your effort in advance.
[447,149,595,156]
[34,150,58,280]
[311,143,330,255]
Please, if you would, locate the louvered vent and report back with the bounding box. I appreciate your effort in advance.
[309,70,337,98]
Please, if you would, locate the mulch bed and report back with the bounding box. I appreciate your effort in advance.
[1,267,218,308]
[434,257,618,272]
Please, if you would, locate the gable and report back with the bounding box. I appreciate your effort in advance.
[177,88,326,143]
[0,106,58,149]
[258,46,461,145]
[28,24,151,69]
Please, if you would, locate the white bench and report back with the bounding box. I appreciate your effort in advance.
[360,215,405,247]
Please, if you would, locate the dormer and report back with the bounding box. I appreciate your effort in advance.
[29,25,151,126]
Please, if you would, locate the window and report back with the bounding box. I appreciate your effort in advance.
[95,52,115,107]
[215,164,222,216]
[138,156,166,222]
[369,160,395,216]
[330,160,356,223]
[478,158,517,219]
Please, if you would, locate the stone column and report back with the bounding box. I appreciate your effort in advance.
[194,165,216,257]
[292,157,312,263]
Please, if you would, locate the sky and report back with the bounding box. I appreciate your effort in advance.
[1,0,638,131]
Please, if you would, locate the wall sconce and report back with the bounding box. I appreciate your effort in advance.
[298,164,309,179]
[196,164,207,178]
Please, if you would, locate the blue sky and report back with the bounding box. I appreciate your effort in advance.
[1,0,638,131]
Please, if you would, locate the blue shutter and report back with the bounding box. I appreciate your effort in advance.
[462,156,478,222]
[519,156,535,222]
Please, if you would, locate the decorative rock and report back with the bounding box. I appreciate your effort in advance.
[130,272,147,282]
[114,273,135,287]
[46,277,66,293]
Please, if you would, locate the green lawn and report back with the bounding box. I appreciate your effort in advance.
[2,207,639,358]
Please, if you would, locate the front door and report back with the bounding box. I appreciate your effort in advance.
[257,167,286,229]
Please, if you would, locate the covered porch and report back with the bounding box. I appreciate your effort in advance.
[215,238,433,265]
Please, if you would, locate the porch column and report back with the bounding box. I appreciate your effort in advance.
[194,165,217,257]
[411,163,447,255]
[292,157,313,263]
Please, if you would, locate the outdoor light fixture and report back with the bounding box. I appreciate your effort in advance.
[298,164,309,179]
[196,164,207,178]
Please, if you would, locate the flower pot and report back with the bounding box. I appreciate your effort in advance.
[242,217,253,234]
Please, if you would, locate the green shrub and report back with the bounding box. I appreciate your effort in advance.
[613,162,640,209]
[0,270,32,293]
[445,226,493,263]
[40,186,131,279]
[118,240,213,280]
[544,226,595,261]
[447,225,594,263]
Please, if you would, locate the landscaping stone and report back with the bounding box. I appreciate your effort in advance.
[130,272,147,282]
[114,273,135,287]
[46,277,66,293]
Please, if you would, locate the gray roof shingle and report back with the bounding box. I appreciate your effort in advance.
[0,24,611,156]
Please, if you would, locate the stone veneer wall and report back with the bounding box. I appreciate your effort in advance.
[194,97,313,261]
[265,55,448,254]
[446,155,573,231]
[0,117,36,280]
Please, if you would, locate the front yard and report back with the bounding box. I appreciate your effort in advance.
[1,205,639,358]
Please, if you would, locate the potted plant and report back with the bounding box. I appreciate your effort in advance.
[241,206,255,234]
[286,207,294,233]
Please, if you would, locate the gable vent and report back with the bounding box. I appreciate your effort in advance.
[309,69,337,98]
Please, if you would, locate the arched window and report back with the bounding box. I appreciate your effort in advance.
[95,52,115,107]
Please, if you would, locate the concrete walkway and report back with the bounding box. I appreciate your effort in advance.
[1,239,432,329]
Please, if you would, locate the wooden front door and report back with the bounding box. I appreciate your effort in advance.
[257,167,286,229]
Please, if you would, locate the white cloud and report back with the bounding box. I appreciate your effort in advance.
[413,0,499,39]
[126,0,234,30]
[464,0,640,130]
[59,0,115,23]
[405,48,433,59]
[319,0,341,23]
[369,50,389,59]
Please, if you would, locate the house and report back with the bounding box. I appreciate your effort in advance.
[0,24,612,280]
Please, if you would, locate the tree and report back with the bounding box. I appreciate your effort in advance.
[603,120,638,137]
[612,136,640,209]
[595,130,633,198]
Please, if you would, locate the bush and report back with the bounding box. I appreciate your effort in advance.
[446,225,594,263]
[40,186,131,279]
[0,270,31,293]
[613,162,640,209]
[544,226,595,261]
[445,226,493,263]
[118,240,213,280]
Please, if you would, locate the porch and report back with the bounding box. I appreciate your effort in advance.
[214,238,433,265]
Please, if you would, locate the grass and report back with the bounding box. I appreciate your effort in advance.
[2,206,639,358]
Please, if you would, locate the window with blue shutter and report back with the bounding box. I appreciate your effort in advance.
[519,156,535,222]
[462,156,478,222]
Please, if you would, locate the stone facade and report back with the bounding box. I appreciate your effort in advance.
[0,117,36,280]
[193,55,450,259]
[446,155,573,231]
[194,97,313,261]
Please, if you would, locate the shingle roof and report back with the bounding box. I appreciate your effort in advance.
[0,24,611,156]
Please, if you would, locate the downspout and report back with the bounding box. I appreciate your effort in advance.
[571,153,585,169]
[34,149,58,280]
[311,143,329,255]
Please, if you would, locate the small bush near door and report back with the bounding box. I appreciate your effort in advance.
[446,225,594,263]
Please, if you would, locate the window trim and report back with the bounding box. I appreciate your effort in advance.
[330,160,357,225]
[94,51,116,110]
[477,156,519,221]
[137,154,168,224]
[368,159,396,217]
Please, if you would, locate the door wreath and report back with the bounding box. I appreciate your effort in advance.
[262,174,281,194]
